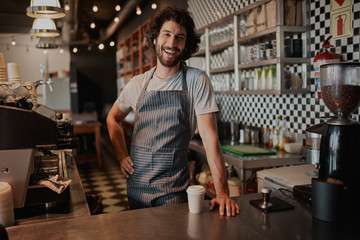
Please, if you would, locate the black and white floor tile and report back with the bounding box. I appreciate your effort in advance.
[77,132,130,214]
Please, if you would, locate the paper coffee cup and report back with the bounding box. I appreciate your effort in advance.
[0,182,15,227]
[187,185,205,213]
[7,62,21,79]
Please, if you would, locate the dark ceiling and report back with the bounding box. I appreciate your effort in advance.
[0,0,148,45]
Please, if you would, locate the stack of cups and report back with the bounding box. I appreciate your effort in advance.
[0,53,7,82]
[187,185,206,213]
[7,62,21,83]
[0,182,15,227]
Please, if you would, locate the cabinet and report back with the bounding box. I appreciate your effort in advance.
[116,21,156,93]
[188,0,309,95]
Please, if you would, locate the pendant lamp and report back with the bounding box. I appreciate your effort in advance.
[30,18,60,37]
[36,37,59,49]
[27,0,65,19]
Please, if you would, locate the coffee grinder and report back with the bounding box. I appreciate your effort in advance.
[312,62,360,222]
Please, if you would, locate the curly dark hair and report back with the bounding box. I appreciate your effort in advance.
[144,7,200,61]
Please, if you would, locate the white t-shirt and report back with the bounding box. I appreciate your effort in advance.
[116,65,218,137]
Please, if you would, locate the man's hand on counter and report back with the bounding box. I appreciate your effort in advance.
[210,193,239,217]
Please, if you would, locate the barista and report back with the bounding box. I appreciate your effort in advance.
[107,7,239,216]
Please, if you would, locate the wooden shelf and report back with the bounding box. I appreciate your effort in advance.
[193,48,206,56]
[209,40,233,52]
[210,66,235,74]
[116,20,156,86]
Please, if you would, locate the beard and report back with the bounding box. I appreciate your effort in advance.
[155,43,184,68]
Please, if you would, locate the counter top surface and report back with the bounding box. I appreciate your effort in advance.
[6,192,358,240]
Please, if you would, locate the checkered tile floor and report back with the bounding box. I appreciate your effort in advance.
[77,132,130,214]
[78,166,129,214]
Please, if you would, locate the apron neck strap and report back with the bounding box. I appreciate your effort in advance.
[143,63,187,91]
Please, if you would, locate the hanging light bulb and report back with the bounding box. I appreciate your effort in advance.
[36,37,59,49]
[64,2,70,12]
[114,16,119,23]
[151,3,157,9]
[11,36,16,46]
[109,41,115,47]
[136,6,142,15]
[73,47,78,53]
[27,0,65,19]
[92,4,99,13]
[115,4,121,12]
[90,22,96,29]
[98,43,104,50]
[30,18,60,37]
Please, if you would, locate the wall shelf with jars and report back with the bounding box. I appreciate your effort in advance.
[189,0,310,95]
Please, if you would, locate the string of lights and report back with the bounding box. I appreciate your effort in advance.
[70,1,158,54]
[0,35,65,55]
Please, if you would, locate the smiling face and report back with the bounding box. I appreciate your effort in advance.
[154,20,187,68]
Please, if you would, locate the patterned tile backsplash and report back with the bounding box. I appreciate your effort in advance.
[189,0,360,133]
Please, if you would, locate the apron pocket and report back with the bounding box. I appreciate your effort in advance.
[131,150,174,185]
[150,152,174,185]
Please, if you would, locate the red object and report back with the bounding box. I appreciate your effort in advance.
[314,36,342,62]
[335,0,345,6]
[246,184,257,194]
[207,181,215,192]
[337,15,344,36]
[313,36,342,99]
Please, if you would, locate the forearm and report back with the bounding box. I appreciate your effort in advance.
[202,135,229,196]
[197,113,229,197]
[107,116,129,163]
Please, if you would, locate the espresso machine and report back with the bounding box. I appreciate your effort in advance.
[312,62,360,222]
[0,104,77,208]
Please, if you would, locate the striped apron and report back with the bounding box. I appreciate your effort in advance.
[127,65,191,209]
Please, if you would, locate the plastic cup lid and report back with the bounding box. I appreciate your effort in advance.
[186,185,205,194]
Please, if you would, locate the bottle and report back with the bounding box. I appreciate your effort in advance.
[267,65,277,90]
[268,128,274,148]
[262,127,269,146]
[240,70,246,90]
[260,67,267,90]
[253,68,260,90]
[279,116,290,151]
[272,116,281,150]
[248,70,253,90]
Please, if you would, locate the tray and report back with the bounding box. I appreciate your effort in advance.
[221,144,277,156]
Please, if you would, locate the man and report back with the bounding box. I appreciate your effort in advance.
[107,7,239,217]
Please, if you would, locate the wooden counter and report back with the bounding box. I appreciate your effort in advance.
[6,191,358,240]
